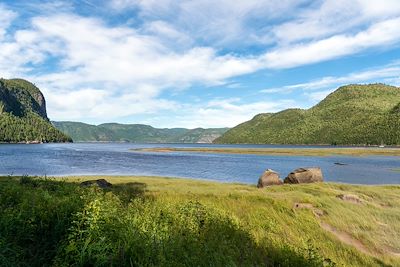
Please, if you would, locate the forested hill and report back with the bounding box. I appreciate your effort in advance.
[215,84,400,145]
[53,121,228,143]
[0,78,71,143]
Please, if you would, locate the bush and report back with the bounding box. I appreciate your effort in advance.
[56,188,269,266]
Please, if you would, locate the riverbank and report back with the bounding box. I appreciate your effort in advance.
[1,175,399,266]
[133,147,400,156]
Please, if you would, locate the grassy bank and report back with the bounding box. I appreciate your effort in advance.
[1,176,399,266]
[132,147,400,157]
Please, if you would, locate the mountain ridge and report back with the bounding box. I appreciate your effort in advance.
[53,121,229,143]
[215,83,400,145]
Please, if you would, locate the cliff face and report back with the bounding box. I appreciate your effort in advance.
[0,78,48,119]
[0,78,71,143]
[0,86,21,115]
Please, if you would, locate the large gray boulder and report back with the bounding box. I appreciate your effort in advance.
[284,167,323,184]
[257,169,282,188]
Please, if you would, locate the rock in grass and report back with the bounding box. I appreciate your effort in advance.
[284,167,323,184]
[80,179,112,188]
[257,169,282,188]
[337,194,362,204]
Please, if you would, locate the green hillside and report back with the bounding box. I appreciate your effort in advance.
[0,78,71,143]
[215,84,400,145]
[53,121,229,143]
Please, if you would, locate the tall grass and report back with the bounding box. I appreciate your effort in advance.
[0,176,336,266]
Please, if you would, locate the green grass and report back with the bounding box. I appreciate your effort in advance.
[133,147,400,156]
[1,176,399,266]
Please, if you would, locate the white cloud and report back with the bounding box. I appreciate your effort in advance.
[109,0,140,10]
[142,20,193,48]
[0,5,17,40]
[271,0,400,44]
[147,98,295,128]
[109,0,400,51]
[261,62,400,94]
[272,0,361,44]
[2,13,261,121]
[42,86,178,121]
[264,17,400,69]
[1,1,400,126]
[110,0,305,47]
[358,0,400,18]
[24,14,262,88]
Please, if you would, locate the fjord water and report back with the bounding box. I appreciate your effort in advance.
[0,143,399,185]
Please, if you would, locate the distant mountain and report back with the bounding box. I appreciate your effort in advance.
[215,84,400,145]
[53,121,229,143]
[0,78,71,143]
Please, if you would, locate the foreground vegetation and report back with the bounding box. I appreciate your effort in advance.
[133,147,400,156]
[1,176,399,266]
[216,84,400,145]
[0,79,71,143]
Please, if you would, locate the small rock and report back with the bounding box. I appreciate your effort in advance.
[80,179,112,189]
[293,203,314,209]
[284,167,323,184]
[257,169,282,188]
[337,194,362,204]
[334,162,348,166]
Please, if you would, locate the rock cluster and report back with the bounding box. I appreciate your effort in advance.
[257,167,324,188]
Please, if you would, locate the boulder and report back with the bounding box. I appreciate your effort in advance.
[80,179,112,188]
[257,169,282,188]
[284,167,323,184]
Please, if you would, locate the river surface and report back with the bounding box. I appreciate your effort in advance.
[0,143,399,185]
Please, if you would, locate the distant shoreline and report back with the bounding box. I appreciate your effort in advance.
[2,140,398,147]
[0,141,72,144]
[132,147,400,156]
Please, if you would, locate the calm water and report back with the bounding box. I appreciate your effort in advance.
[0,143,399,185]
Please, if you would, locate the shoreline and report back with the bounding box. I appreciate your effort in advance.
[131,147,400,156]
[4,175,400,187]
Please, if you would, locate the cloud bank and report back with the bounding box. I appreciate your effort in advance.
[0,0,399,127]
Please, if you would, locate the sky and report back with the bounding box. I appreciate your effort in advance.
[0,0,399,128]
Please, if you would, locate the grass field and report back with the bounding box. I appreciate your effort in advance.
[132,147,400,157]
[1,175,399,266]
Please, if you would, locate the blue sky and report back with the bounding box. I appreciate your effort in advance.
[0,0,399,128]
